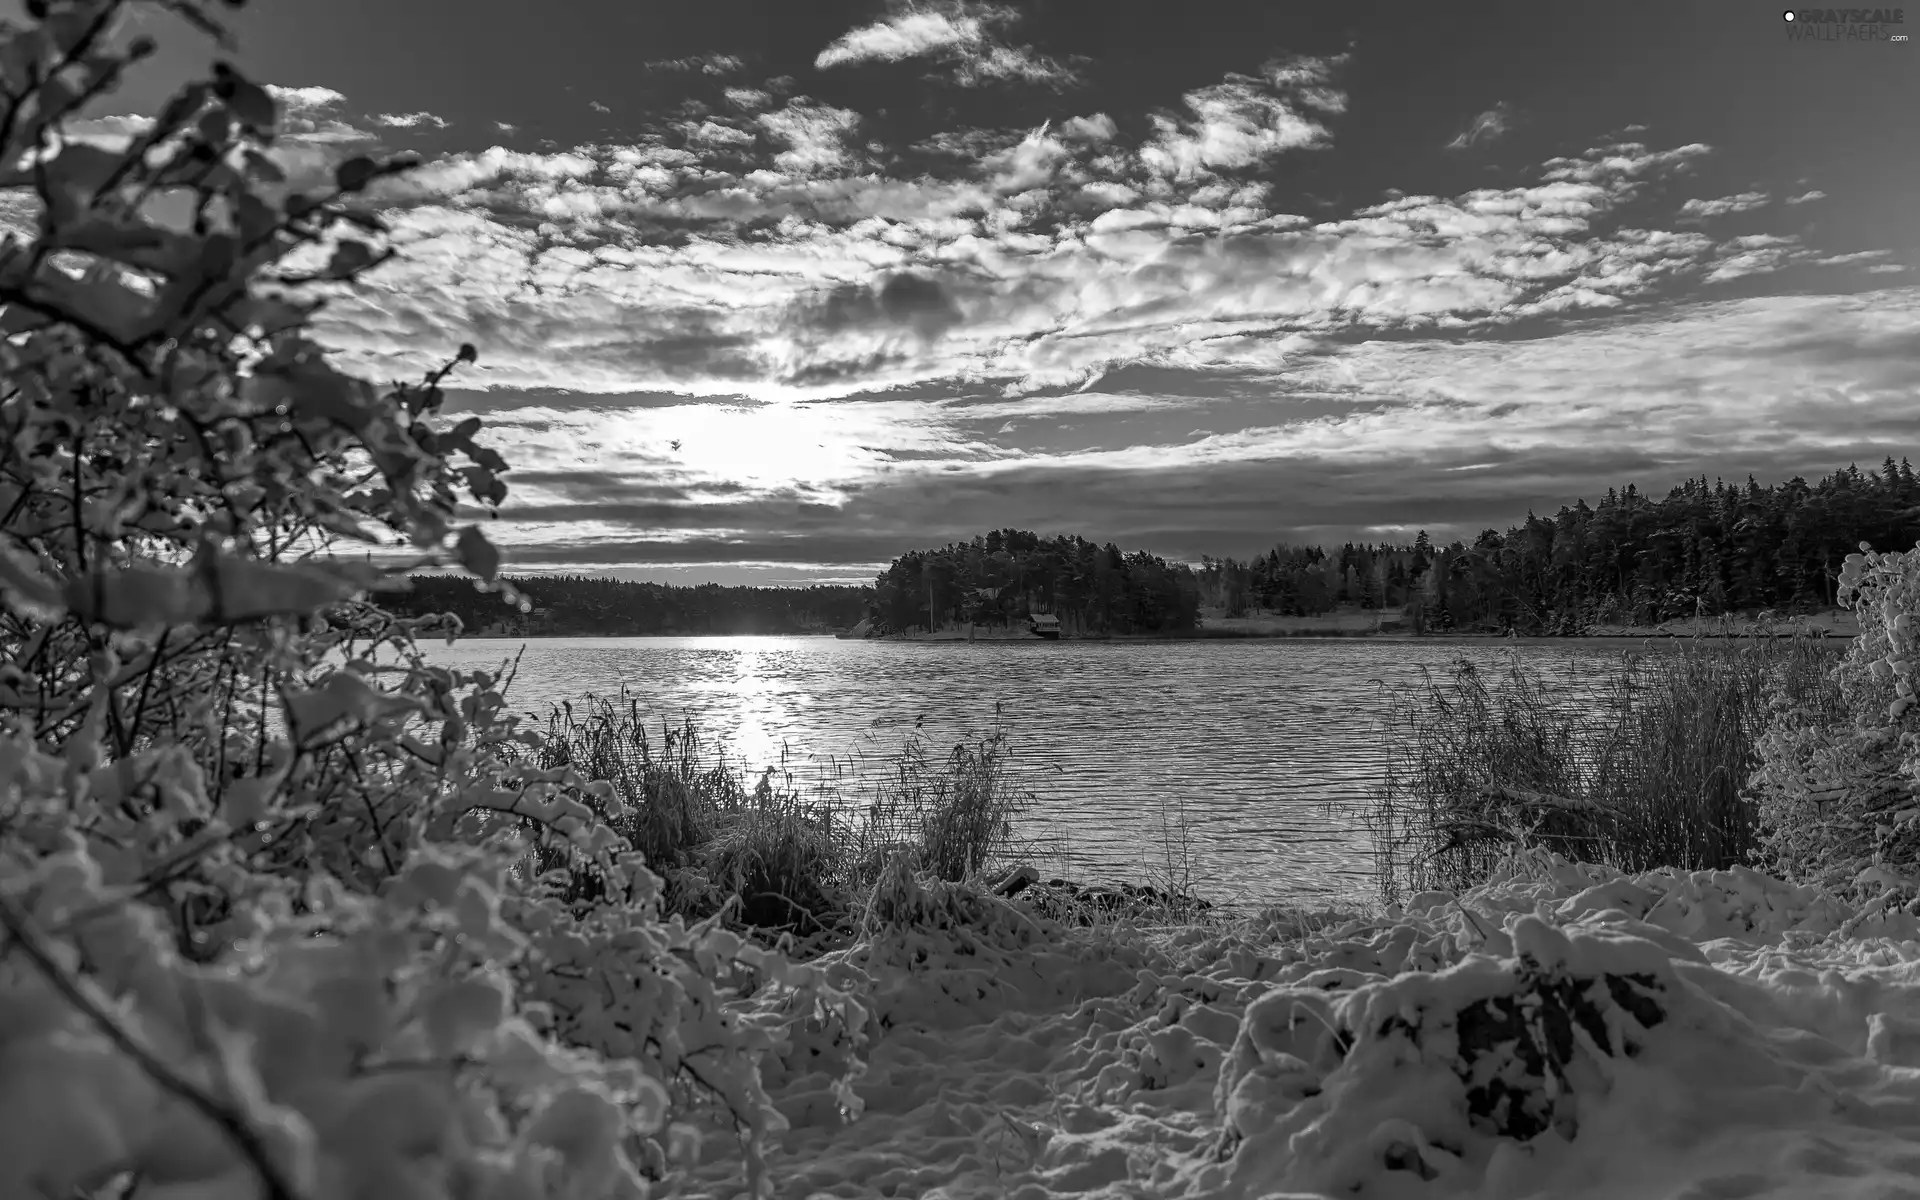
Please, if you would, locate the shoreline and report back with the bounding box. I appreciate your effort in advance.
[867,630,1856,644]
[462,607,1859,643]
[454,627,1856,643]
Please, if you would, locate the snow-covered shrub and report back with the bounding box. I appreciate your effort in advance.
[1182,854,1920,1198]
[1749,542,1920,893]
[0,810,666,1200]
[0,3,868,1196]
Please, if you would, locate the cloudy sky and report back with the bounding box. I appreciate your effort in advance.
[83,0,1920,583]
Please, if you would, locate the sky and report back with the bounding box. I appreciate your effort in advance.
[46,0,1920,584]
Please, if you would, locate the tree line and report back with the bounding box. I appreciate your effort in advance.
[395,458,1920,639]
[387,574,872,636]
[1198,459,1920,634]
[868,531,1203,636]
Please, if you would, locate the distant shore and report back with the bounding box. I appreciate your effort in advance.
[464,606,1858,642]
[860,605,1858,643]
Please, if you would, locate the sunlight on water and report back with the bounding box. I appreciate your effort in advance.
[414,635,1677,910]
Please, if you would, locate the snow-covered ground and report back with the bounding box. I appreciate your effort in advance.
[680,855,1920,1199]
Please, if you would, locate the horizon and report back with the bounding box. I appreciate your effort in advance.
[47,0,1920,587]
[417,454,1907,593]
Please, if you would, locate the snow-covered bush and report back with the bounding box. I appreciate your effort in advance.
[1182,855,1920,1198]
[0,3,867,1196]
[1748,541,1920,892]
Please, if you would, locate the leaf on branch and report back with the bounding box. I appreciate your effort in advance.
[323,239,377,279]
[283,670,428,746]
[226,78,277,133]
[0,303,50,334]
[220,757,292,827]
[196,108,230,144]
[195,552,399,622]
[29,141,123,196]
[49,217,194,275]
[333,152,419,195]
[0,543,65,620]
[223,292,313,338]
[63,550,405,630]
[65,560,208,628]
[85,745,212,825]
[462,465,507,508]
[240,148,284,185]
[454,526,501,581]
[313,508,380,542]
[197,232,239,276]
[29,254,155,343]
[150,81,214,138]
[336,208,386,235]
[409,506,450,551]
[334,156,378,193]
[29,72,78,131]
[243,360,376,431]
[44,10,93,56]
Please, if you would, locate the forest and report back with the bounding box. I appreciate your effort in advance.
[385,574,872,636]
[866,532,1203,636]
[1170,459,1920,638]
[1326,460,1920,635]
[396,458,1920,638]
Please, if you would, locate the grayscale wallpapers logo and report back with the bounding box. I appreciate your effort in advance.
[1783,7,1909,39]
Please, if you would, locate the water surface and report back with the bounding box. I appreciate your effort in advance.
[415,635,1684,910]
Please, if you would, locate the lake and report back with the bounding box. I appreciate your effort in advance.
[414,635,1705,912]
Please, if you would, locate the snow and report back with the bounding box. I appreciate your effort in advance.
[673,855,1920,1199]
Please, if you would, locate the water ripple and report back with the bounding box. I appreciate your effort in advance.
[419,636,1656,910]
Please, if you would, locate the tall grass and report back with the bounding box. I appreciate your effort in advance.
[1367,633,1848,905]
[518,690,1064,944]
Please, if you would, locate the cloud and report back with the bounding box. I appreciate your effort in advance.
[645,53,745,75]
[1676,191,1770,219]
[814,3,1079,87]
[1137,55,1347,181]
[1446,102,1513,150]
[681,118,755,147]
[266,84,1904,579]
[951,44,1079,87]
[282,60,1875,489]
[494,121,518,134]
[418,289,1920,576]
[1786,189,1827,205]
[589,100,612,113]
[264,84,374,145]
[1061,113,1117,142]
[1541,141,1710,186]
[374,111,450,129]
[1703,234,1803,283]
[307,113,1816,406]
[816,8,992,67]
[1815,249,1894,266]
[69,113,154,137]
[226,71,1910,584]
[266,85,346,113]
[755,100,863,175]
[60,113,154,150]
